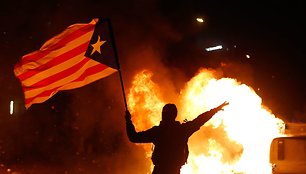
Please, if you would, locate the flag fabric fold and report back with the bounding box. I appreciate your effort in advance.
[14,18,118,108]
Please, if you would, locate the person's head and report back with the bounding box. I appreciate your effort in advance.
[162,103,177,123]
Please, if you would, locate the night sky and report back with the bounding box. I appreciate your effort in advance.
[0,0,305,173]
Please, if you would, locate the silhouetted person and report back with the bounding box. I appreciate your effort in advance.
[125,101,229,174]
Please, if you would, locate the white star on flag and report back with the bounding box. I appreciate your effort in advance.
[90,35,106,55]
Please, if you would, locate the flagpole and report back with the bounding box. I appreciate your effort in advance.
[105,18,128,111]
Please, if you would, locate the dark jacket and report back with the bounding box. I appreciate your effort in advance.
[125,109,217,168]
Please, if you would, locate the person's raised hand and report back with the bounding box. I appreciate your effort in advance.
[211,101,229,114]
[217,101,229,111]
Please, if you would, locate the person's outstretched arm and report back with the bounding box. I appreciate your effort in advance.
[125,110,156,143]
[184,101,229,134]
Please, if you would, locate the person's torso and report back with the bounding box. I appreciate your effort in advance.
[151,122,189,167]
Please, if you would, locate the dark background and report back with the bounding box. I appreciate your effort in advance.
[0,0,305,173]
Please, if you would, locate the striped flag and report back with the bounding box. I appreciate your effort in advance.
[14,18,118,108]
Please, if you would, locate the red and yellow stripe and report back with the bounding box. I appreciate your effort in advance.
[14,19,117,108]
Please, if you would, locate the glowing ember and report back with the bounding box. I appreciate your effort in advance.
[127,68,285,174]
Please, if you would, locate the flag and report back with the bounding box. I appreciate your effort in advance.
[14,18,118,109]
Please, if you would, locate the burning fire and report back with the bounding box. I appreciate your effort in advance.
[127,68,285,174]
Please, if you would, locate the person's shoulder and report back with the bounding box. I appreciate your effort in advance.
[175,121,186,129]
[175,121,182,125]
[180,120,195,129]
[181,120,191,125]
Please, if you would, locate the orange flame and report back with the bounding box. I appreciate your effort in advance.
[127,68,285,174]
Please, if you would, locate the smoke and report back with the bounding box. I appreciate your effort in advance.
[57,2,185,174]
[0,1,186,173]
[0,0,287,174]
